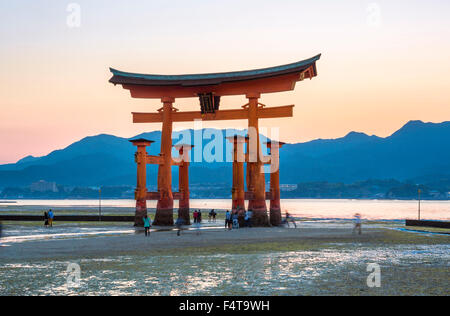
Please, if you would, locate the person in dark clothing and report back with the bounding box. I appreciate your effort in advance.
[44,211,49,228]
[247,210,253,227]
[198,210,202,223]
[244,211,251,227]
[209,209,217,223]
[225,210,231,229]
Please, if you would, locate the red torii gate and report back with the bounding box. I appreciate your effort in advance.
[109,54,321,226]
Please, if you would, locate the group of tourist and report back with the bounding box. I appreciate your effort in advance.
[193,209,202,223]
[208,209,217,222]
[43,209,54,227]
[225,209,252,230]
[36,208,362,239]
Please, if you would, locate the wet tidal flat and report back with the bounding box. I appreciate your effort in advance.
[0,224,449,296]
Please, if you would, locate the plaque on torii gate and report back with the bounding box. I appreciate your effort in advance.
[110,54,321,226]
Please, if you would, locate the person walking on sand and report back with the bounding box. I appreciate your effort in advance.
[143,215,152,237]
[48,209,54,227]
[44,211,49,228]
[195,215,202,235]
[225,210,231,230]
[353,213,362,235]
[175,217,185,236]
[285,211,297,228]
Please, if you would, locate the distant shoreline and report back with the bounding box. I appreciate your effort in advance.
[1,197,449,201]
[1,199,449,221]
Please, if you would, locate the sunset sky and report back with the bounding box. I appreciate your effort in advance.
[1,0,449,164]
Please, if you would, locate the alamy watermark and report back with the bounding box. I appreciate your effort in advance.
[366,263,381,288]
[366,3,382,28]
[66,262,81,288]
[170,121,282,174]
[66,3,81,28]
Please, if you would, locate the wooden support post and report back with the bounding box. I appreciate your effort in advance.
[175,144,193,225]
[246,93,270,226]
[266,141,285,226]
[154,97,175,226]
[227,136,246,217]
[129,139,154,227]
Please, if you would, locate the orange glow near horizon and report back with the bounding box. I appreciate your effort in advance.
[1,1,449,164]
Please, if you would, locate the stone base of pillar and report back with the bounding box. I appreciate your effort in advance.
[232,198,246,226]
[134,198,147,227]
[153,208,174,226]
[269,207,282,226]
[178,208,191,225]
[249,200,270,227]
[153,194,174,225]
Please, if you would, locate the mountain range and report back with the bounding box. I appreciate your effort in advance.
[0,120,449,189]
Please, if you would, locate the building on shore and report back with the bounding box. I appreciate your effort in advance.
[30,180,58,193]
[280,184,298,192]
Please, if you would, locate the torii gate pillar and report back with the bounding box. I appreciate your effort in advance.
[153,97,175,226]
[246,93,270,226]
[227,136,246,214]
[175,144,193,225]
[130,139,154,227]
[266,141,285,226]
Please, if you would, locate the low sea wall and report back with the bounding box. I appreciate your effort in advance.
[0,215,134,222]
[406,219,450,229]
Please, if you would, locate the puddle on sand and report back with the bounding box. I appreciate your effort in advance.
[0,225,135,245]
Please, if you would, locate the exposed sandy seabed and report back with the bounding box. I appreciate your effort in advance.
[0,223,447,259]
[0,222,449,296]
[0,224,383,260]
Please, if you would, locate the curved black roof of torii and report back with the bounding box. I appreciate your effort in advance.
[109,54,321,87]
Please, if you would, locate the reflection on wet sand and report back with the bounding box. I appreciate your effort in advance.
[1,244,448,295]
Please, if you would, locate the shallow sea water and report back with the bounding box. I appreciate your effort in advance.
[1,199,449,220]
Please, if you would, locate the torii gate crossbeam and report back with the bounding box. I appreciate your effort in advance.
[132,105,294,123]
